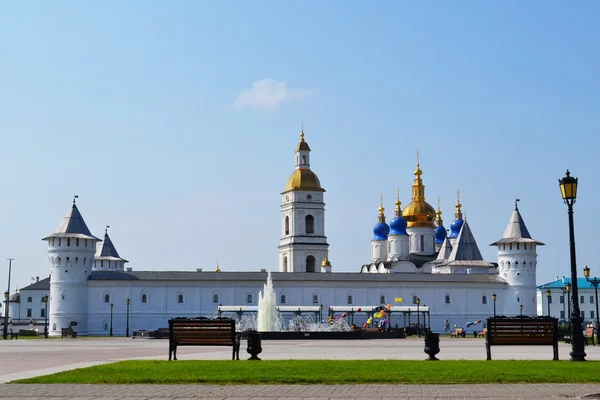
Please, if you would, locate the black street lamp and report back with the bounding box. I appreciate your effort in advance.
[416,297,421,337]
[559,169,586,361]
[492,293,497,317]
[125,298,130,337]
[546,289,552,317]
[520,304,523,316]
[583,266,600,343]
[42,295,49,338]
[109,303,114,337]
[3,258,13,340]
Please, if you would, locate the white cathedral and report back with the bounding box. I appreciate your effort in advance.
[10,131,544,336]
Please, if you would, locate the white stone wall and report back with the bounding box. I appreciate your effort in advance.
[371,240,388,263]
[388,235,409,261]
[82,275,515,335]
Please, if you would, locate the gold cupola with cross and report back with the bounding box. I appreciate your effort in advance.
[402,150,436,228]
[284,128,325,192]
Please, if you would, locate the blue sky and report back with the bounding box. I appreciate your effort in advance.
[0,2,598,295]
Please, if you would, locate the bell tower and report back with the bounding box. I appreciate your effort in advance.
[279,128,329,273]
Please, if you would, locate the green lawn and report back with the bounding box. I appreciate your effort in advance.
[14,360,600,385]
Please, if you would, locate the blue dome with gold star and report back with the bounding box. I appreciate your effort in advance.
[373,222,390,241]
[389,216,407,235]
[435,225,447,243]
[449,219,463,238]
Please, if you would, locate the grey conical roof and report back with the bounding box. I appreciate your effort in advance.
[447,221,494,267]
[42,204,100,241]
[95,231,128,262]
[490,205,544,245]
[433,238,453,264]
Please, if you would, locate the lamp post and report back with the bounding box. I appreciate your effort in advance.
[125,298,130,337]
[109,303,114,337]
[3,258,13,340]
[565,283,572,334]
[492,293,497,317]
[583,266,600,343]
[42,295,49,338]
[2,291,8,340]
[559,169,586,361]
[546,289,552,317]
[520,304,523,317]
[416,297,421,337]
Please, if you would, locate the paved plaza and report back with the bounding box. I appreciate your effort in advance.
[1,337,600,399]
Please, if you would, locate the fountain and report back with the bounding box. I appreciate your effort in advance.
[257,271,283,332]
[224,271,405,340]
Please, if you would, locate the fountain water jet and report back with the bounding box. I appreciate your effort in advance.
[257,271,283,332]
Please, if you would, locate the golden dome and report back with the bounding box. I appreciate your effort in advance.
[402,158,436,228]
[402,201,436,228]
[284,169,325,192]
[321,257,331,267]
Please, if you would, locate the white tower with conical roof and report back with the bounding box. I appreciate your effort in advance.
[279,129,329,273]
[490,201,544,317]
[94,226,128,271]
[42,197,101,336]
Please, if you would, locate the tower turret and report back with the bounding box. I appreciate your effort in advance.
[42,197,100,336]
[279,127,329,273]
[449,190,464,246]
[402,152,436,255]
[490,200,544,317]
[434,198,447,252]
[93,226,128,271]
[371,196,390,263]
[388,188,409,261]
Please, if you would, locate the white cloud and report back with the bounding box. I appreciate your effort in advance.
[226,79,313,112]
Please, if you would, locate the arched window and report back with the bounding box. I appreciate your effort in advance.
[58,238,61,246]
[67,238,70,247]
[305,215,314,234]
[178,294,184,303]
[306,255,316,273]
[413,295,418,304]
[213,294,219,304]
[420,235,424,251]
[347,295,354,305]
[85,239,88,247]
[285,216,289,235]
[101,260,104,268]
[445,295,451,304]
[247,293,253,304]
[302,155,307,164]
[57,257,61,266]
[509,243,513,250]
[66,257,70,265]
[517,243,520,250]
[76,238,79,247]
[61,291,67,301]
[280,294,287,304]
[312,294,319,304]
[283,256,288,272]
[104,294,110,303]
[482,295,487,304]
[141,293,148,303]
[380,295,386,304]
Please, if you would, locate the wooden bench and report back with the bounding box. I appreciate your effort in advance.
[478,328,487,338]
[450,327,465,338]
[168,318,240,361]
[61,327,77,338]
[486,317,558,360]
[584,327,595,346]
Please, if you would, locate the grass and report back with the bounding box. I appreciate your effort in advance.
[13,360,600,385]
